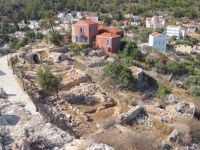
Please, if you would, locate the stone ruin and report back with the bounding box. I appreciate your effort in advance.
[118,105,146,124]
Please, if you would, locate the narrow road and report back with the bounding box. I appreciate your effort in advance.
[0,55,37,114]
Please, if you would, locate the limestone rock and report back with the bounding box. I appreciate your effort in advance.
[167,129,180,143]
[160,141,172,150]
[119,105,144,124]
[86,143,115,150]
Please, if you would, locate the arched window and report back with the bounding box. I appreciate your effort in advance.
[80,27,84,35]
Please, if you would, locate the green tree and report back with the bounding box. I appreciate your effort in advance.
[123,41,142,61]
[25,30,36,43]
[43,10,56,32]
[103,15,112,26]
[36,66,61,99]
[103,62,136,87]
[112,10,123,21]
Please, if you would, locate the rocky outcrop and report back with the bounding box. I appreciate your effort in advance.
[64,139,115,150]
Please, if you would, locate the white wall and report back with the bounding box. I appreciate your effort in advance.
[149,34,167,52]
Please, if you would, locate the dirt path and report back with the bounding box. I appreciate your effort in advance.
[0,55,37,114]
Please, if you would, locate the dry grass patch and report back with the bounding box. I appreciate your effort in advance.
[152,119,173,140]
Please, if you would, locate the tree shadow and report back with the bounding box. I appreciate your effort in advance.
[0,70,6,76]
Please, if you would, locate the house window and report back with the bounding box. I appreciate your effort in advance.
[80,27,84,35]
[106,40,110,47]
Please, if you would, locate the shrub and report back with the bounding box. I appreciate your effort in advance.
[103,62,136,87]
[155,63,168,74]
[145,56,158,67]
[9,37,28,49]
[184,75,200,89]
[122,41,142,61]
[49,31,63,46]
[157,84,171,98]
[36,65,61,99]
[187,86,200,97]
[166,61,188,76]
[36,32,44,39]
[25,30,35,40]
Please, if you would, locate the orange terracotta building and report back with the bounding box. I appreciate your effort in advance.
[72,19,98,45]
[72,19,124,53]
[96,33,121,53]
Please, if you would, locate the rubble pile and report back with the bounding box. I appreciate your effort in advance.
[85,56,106,68]
[63,139,115,150]
[62,68,90,89]
[62,83,111,103]
[167,95,195,118]
[0,98,74,149]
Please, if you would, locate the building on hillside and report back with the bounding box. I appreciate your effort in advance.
[131,15,141,26]
[166,25,185,39]
[72,19,98,45]
[28,20,41,30]
[149,32,167,52]
[182,24,198,34]
[124,14,133,19]
[96,33,121,53]
[146,16,165,29]
[72,19,124,53]
[86,12,99,23]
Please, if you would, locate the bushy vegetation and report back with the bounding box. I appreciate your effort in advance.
[184,75,200,97]
[49,31,63,46]
[70,44,91,53]
[145,54,190,76]
[9,37,28,50]
[103,62,136,88]
[36,65,61,99]
[157,84,172,98]
[119,41,142,61]
[176,36,199,46]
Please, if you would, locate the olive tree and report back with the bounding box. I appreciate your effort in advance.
[36,65,61,99]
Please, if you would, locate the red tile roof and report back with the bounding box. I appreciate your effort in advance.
[150,32,161,37]
[97,32,120,38]
[107,27,123,33]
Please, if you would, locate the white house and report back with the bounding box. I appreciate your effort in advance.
[166,25,185,39]
[146,16,165,29]
[131,15,141,26]
[149,32,167,52]
[87,16,99,23]
[28,20,40,30]
[57,12,65,19]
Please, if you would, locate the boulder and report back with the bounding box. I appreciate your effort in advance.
[160,141,172,150]
[167,129,180,143]
[0,116,8,126]
[119,105,144,124]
